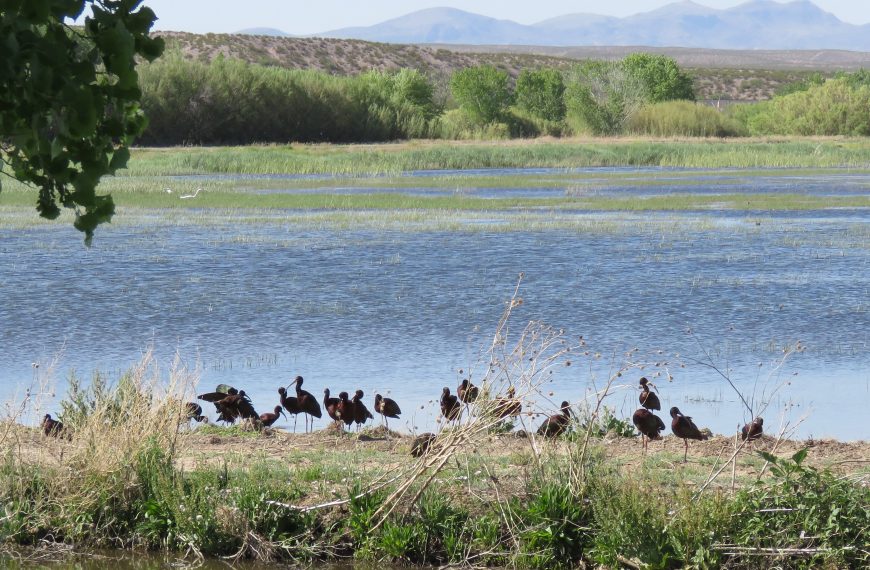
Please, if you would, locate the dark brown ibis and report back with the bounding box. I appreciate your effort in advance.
[352,389,373,431]
[336,391,355,430]
[41,414,67,438]
[537,401,573,438]
[260,405,286,427]
[639,377,661,411]
[410,433,436,457]
[323,388,341,423]
[278,386,302,432]
[670,406,708,462]
[632,408,665,452]
[440,387,461,425]
[214,390,259,424]
[457,379,479,404]
[741,417,764,447]
[374,393,401,429]
[292,376,322,433]
[493,386,522,418]
[185,402,207,423]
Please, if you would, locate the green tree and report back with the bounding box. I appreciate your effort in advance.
[621,53,695,102]
[515,68,565,122]
[449,65,512,124]
[564,61,646,135]
[0,0,163,243]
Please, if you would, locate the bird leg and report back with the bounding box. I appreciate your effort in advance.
[683,439,689,462]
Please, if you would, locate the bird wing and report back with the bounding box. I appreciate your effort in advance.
[198,391,228,402]
[237,398,259,420]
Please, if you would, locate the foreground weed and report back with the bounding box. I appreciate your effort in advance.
[514,482,591,568]
[728,448,870,567]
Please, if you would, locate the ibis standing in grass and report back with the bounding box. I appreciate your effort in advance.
[537,401,573,438]
[374,393,401,429]
[292,376,322,433]
[632,408,665,452]
[670,406,708,462]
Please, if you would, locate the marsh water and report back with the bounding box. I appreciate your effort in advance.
[1,168,868,439]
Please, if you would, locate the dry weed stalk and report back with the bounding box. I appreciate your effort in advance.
[368,275,576,531]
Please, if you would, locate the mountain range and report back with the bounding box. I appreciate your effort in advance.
[239,1,870,51]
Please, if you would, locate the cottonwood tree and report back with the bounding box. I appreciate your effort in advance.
[449,65,512,124]
[515,68,565,122]
[0,0,163,244]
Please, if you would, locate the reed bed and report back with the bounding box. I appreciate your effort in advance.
[121,139,870,177]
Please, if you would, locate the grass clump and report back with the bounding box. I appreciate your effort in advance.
[628,100,747,137]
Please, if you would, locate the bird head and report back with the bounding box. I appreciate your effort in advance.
[355,389,364,398]
[375,394,383,403]
[754,417,764,426]
[278,387,286,396]
[669,407,681,418]
[339,391,349,401]
[275,405,285,418]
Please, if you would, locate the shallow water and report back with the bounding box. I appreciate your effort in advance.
[1,169,868,439]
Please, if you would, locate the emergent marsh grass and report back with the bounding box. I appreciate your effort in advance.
[120,138,870,175]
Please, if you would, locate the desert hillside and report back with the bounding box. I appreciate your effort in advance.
[157,31,870,101]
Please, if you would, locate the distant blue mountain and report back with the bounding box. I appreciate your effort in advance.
[237,27,292,37]
[313,1,870,50]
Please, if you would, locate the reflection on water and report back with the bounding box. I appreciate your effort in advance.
[1,171,867,440]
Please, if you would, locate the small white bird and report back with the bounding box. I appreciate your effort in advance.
[163,188,172,194]
[180,187,202,199]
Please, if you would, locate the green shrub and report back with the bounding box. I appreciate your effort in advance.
[732,78,870,136]
[515,482,591,568]
[588,475,679,568]
[730,448,870,568]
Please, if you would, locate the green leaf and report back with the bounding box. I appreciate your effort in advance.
[791,447,809,466]
[757,451,779,464]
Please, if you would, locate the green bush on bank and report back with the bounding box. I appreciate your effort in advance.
[732,78,870,136]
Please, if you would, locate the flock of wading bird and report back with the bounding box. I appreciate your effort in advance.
[40,375,765,461]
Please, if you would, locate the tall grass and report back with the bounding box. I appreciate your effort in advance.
[628,100,747,137]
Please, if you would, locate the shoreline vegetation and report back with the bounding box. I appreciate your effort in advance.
[3,304,868,569]
[1,139,869,226]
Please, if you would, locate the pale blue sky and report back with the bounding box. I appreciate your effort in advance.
[134,1,869,34]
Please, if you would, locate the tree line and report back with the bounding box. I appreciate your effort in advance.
[138,53,870,145]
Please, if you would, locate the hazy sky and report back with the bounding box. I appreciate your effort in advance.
[135,1,870,34]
